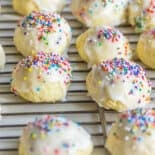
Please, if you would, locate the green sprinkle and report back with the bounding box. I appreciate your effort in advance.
[98,42,102,46]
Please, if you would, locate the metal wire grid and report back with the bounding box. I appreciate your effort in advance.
[0,0,110,154]
[0,0,155,155]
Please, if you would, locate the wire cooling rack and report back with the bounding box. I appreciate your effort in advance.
[0,0,155,155]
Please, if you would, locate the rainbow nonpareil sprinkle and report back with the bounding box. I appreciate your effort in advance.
[22,115,92,155]
[85,26,130,58]
[100,58,144,77]
[100,58,151,104]
[97,27,121,42]
[19,11,65,45]
[26,116,75,154]
[119,109,155,141]
[14,52,72,85]
[76,0,126,18]
[29,115,70,134]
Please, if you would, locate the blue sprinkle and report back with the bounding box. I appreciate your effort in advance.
[62,143,69,148]
[36,87,40,92]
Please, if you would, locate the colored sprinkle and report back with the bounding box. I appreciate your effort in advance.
[24,76,27,81]
[14,52,72,85]
[102,0,114,7]
[135,16,145,31]
[31,132,37,139]
[76,0,126,20]
[62,143,70,148]
[86,26,130,58]
[19,11,64,45]
[119,109,155,141]
[40,132,46,139]
[97,27,121,42]
[54,149,60,155]
[100,58,151,104]
[36,87,41,92]
[100,58,145,78]
[30,115,71,133]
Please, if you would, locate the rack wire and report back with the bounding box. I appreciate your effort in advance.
[0,0,155,155]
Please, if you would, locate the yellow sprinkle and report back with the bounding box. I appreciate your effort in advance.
[28,67,32,72]
[31,133,37,139]
[49,122,54,128]
[31,51,36,56]
[24,77,27,81]
[39,70,42,74]
[98,81,102,85]
[40,132,46,139]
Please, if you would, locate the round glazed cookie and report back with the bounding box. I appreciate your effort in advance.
[13,0,67,16]
[76,26,132,66]
[106,108,155,155]
[14,11,72,57]
[71,0,129,27]
[137,29,155,69]
[86,58,151,112]
[128,0,155,32]
[0,45,5,69]
[11,52,72,102]
[19,115,93,155]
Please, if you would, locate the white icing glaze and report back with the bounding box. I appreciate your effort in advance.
[11,52,72,102]
[77,26,132,66]
[71,0,129,27]
[106,109,155,155]
[19,115,93,155]
[0,45,5,68]
[14,11,72,56]
[33,0,66,12]
[86,58,151,111]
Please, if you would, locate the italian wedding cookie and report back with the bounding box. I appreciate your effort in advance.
[0,44,5,69]
[86,58,152,112]
[137,29,155,69]
[11,52,72,103]
[14,11,72,56]
[71,0,129,27]
[129,0,155,32]
[13,0,67,15]
[19,115,93,155]
[76,26,132,66]
[106,108,155,155]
